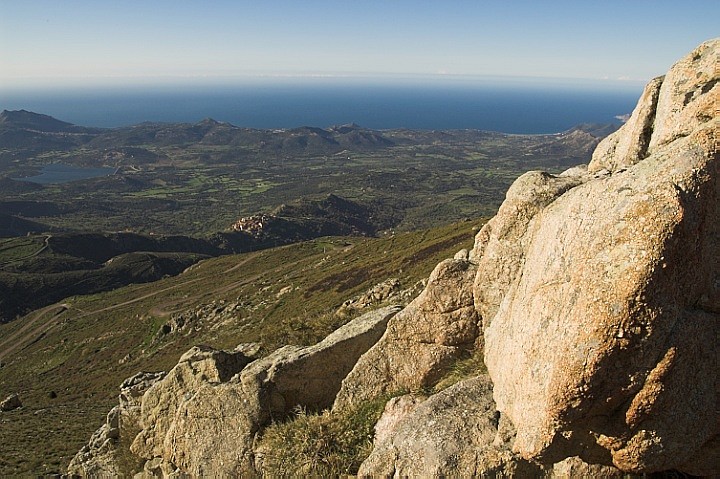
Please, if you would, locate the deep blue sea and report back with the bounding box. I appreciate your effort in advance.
[0,79,642,134]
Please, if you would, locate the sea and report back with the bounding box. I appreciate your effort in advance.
[0,77,642,134]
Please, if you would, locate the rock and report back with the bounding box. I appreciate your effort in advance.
[470,169,589,324]
[130,344,260,461]
[124,306,399,476]
[372,395,425,446]
[588,76,663,173]
[549,456,624,478]
[480,38,719,474]
[333,259,480,411]
[118,370,168,416]
[67,407,123,477]
[0,393,21,411]
[358,376,542,477]
[336,278,402,315]
[67,371,165,477]
[454,248,469,260]
[163,306,399,475]
[648,39,718,154]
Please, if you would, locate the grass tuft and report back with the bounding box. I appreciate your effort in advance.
[257,398,388,477]
[432,350,488,393]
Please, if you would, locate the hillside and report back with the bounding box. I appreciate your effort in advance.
[0,194,390,323]
[55,39,718,477]
[0,219,479,475]
[0,109,97,134]
[0,110,614,236]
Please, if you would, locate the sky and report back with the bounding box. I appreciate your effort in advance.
[1,0,718,90]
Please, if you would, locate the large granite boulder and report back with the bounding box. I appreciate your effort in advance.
[481,38,718,474]
[72,306,398,476]
[333,258,480,411]
[159,306,399,475]
[129,344,259,464]
[67,371,166,477]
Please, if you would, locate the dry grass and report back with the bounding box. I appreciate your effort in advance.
[258,398,388,477]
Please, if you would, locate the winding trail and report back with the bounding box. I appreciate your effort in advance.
[0,240,349,363]
[0,235,52,267]
[0,303,68,361]
[0,252,259,362]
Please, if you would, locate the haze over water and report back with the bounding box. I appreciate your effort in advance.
[1,79,641,134]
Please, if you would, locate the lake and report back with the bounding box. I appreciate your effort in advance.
[15,164,116,184]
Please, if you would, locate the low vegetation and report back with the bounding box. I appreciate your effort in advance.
[431,349,489,393]
[0,219,477,475]
[258,398,388,476]
[0,111,610,237]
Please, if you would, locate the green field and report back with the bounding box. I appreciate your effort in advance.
[0,119,606,236]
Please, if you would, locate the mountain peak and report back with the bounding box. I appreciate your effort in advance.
[0,109,77,132]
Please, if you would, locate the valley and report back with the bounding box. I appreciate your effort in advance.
[0,110,614,475]
[0,110,611,235]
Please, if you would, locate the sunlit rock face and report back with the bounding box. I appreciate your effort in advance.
[480,38,718,474]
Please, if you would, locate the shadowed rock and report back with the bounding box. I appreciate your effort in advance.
[0,393,21,411]
[358,376,542,477]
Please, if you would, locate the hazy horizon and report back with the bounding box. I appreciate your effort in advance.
[2,1,718,90]
[0,81,639,133]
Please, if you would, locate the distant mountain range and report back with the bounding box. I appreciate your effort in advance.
[0,109,618,322]
[0,109,614,154]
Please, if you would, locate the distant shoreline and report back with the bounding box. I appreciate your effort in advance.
[0,83,637,134]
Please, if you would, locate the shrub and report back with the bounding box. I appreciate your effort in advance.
[257,398,387,477]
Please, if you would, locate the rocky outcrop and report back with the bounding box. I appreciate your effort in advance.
[68,406,125,477]
[68,372,165,477]
[347,38,719,476]
[69,39,719,477]
[480,38,718,474]
[588,76,663,173]
[72,306,400,476]
[333,259,480,411]
[336,278,421,315]
[130,344,260,462]
[359,376,542,477]
[155,306,399,476]
[549,456,625,478]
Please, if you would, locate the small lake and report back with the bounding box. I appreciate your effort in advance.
[14,164,116,184]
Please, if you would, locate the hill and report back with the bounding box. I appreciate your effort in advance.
[0,109,615,236]
[0,109,83,133]
[0,219,479,475]
[0,194,389,323]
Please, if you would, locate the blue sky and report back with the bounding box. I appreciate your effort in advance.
[1,0,718,89]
